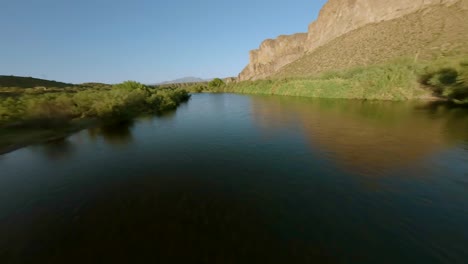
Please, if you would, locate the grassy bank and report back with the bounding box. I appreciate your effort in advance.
[213,56,468,103]
[0,81,190,154]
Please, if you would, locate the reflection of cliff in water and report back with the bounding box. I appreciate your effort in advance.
[251,96,468,176]
[87,121,134,146]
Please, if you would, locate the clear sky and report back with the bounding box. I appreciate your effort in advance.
[0,0,328,84]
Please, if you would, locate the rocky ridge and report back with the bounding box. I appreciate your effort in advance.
[238,33,307,81]
[239,0,465,81]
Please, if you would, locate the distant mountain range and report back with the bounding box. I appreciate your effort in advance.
[154,77,211,85]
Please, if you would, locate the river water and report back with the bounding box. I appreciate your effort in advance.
[1,93,467,263]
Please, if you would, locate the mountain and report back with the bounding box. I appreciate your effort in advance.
[239,0,468,81]
[0,75,74,88]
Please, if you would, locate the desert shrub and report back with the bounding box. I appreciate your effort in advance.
[419,58,468,103]
[113,80,147,91]
[209,78,225,88]
[0,81,190,127]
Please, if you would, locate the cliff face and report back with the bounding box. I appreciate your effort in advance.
[277,1,468,77]
[239,33,307,81]
[306,0,459,50]
[239,0,462,81]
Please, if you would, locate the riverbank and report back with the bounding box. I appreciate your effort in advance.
[204,55,468,103]
[0,81,190,155]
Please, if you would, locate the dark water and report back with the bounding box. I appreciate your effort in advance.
[1,94,467,264]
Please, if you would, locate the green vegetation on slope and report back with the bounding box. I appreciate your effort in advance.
[216,56,468,103]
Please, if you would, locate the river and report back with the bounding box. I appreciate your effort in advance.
[1,93,467,263]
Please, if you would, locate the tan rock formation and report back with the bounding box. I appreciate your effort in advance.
[223,77,238,84]
[238,33,307,81]
[277,2,468,77]
[306,0,459,50]
[239,0,465,81]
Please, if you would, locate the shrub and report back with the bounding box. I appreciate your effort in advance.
[209,78,224,88]
[113,81,147,91]
[0,81,190,127]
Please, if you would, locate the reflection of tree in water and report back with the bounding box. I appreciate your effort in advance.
[155,109,177,120]
[136,110,178,125]
[87,120,134,146]
[251,96,468,176]
[35,137,76,160]
[421,101,468,145]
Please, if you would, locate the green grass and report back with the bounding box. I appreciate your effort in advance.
[170,78,226,93]
[216,56,468,103]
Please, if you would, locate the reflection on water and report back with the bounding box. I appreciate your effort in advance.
[0,94,467,263]
[88,121,134,146]
[252,96,468,176]
[32,138,76,160]
[155,109,178,120]
[422,101,468,142]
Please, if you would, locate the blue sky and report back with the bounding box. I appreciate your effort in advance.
[0,0,327,84]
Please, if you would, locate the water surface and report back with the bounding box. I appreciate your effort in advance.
[1,94,467,263]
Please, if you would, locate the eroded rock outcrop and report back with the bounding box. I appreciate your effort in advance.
[277,2,468,77]
[239,0,463,81]
[238,33,307,81]
[306,0,459,50]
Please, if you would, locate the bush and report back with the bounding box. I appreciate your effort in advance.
[0,81,190,127]
[113,80,147,91]
[209,78,224,88]
[420,59,468,103]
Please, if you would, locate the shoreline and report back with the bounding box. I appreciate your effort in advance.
[0,93,459,156]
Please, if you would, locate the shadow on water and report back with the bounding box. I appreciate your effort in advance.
[251,96,468,176]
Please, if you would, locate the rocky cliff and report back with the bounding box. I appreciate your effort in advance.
[277,1,468,78]
[238,33,307,81]
[239,0,464,81]
[306,0,459,50]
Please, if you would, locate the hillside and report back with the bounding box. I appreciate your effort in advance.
[229,0,468,103]
[239,0,468,81]
[276,3,468,78]
[0,75,74,88]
